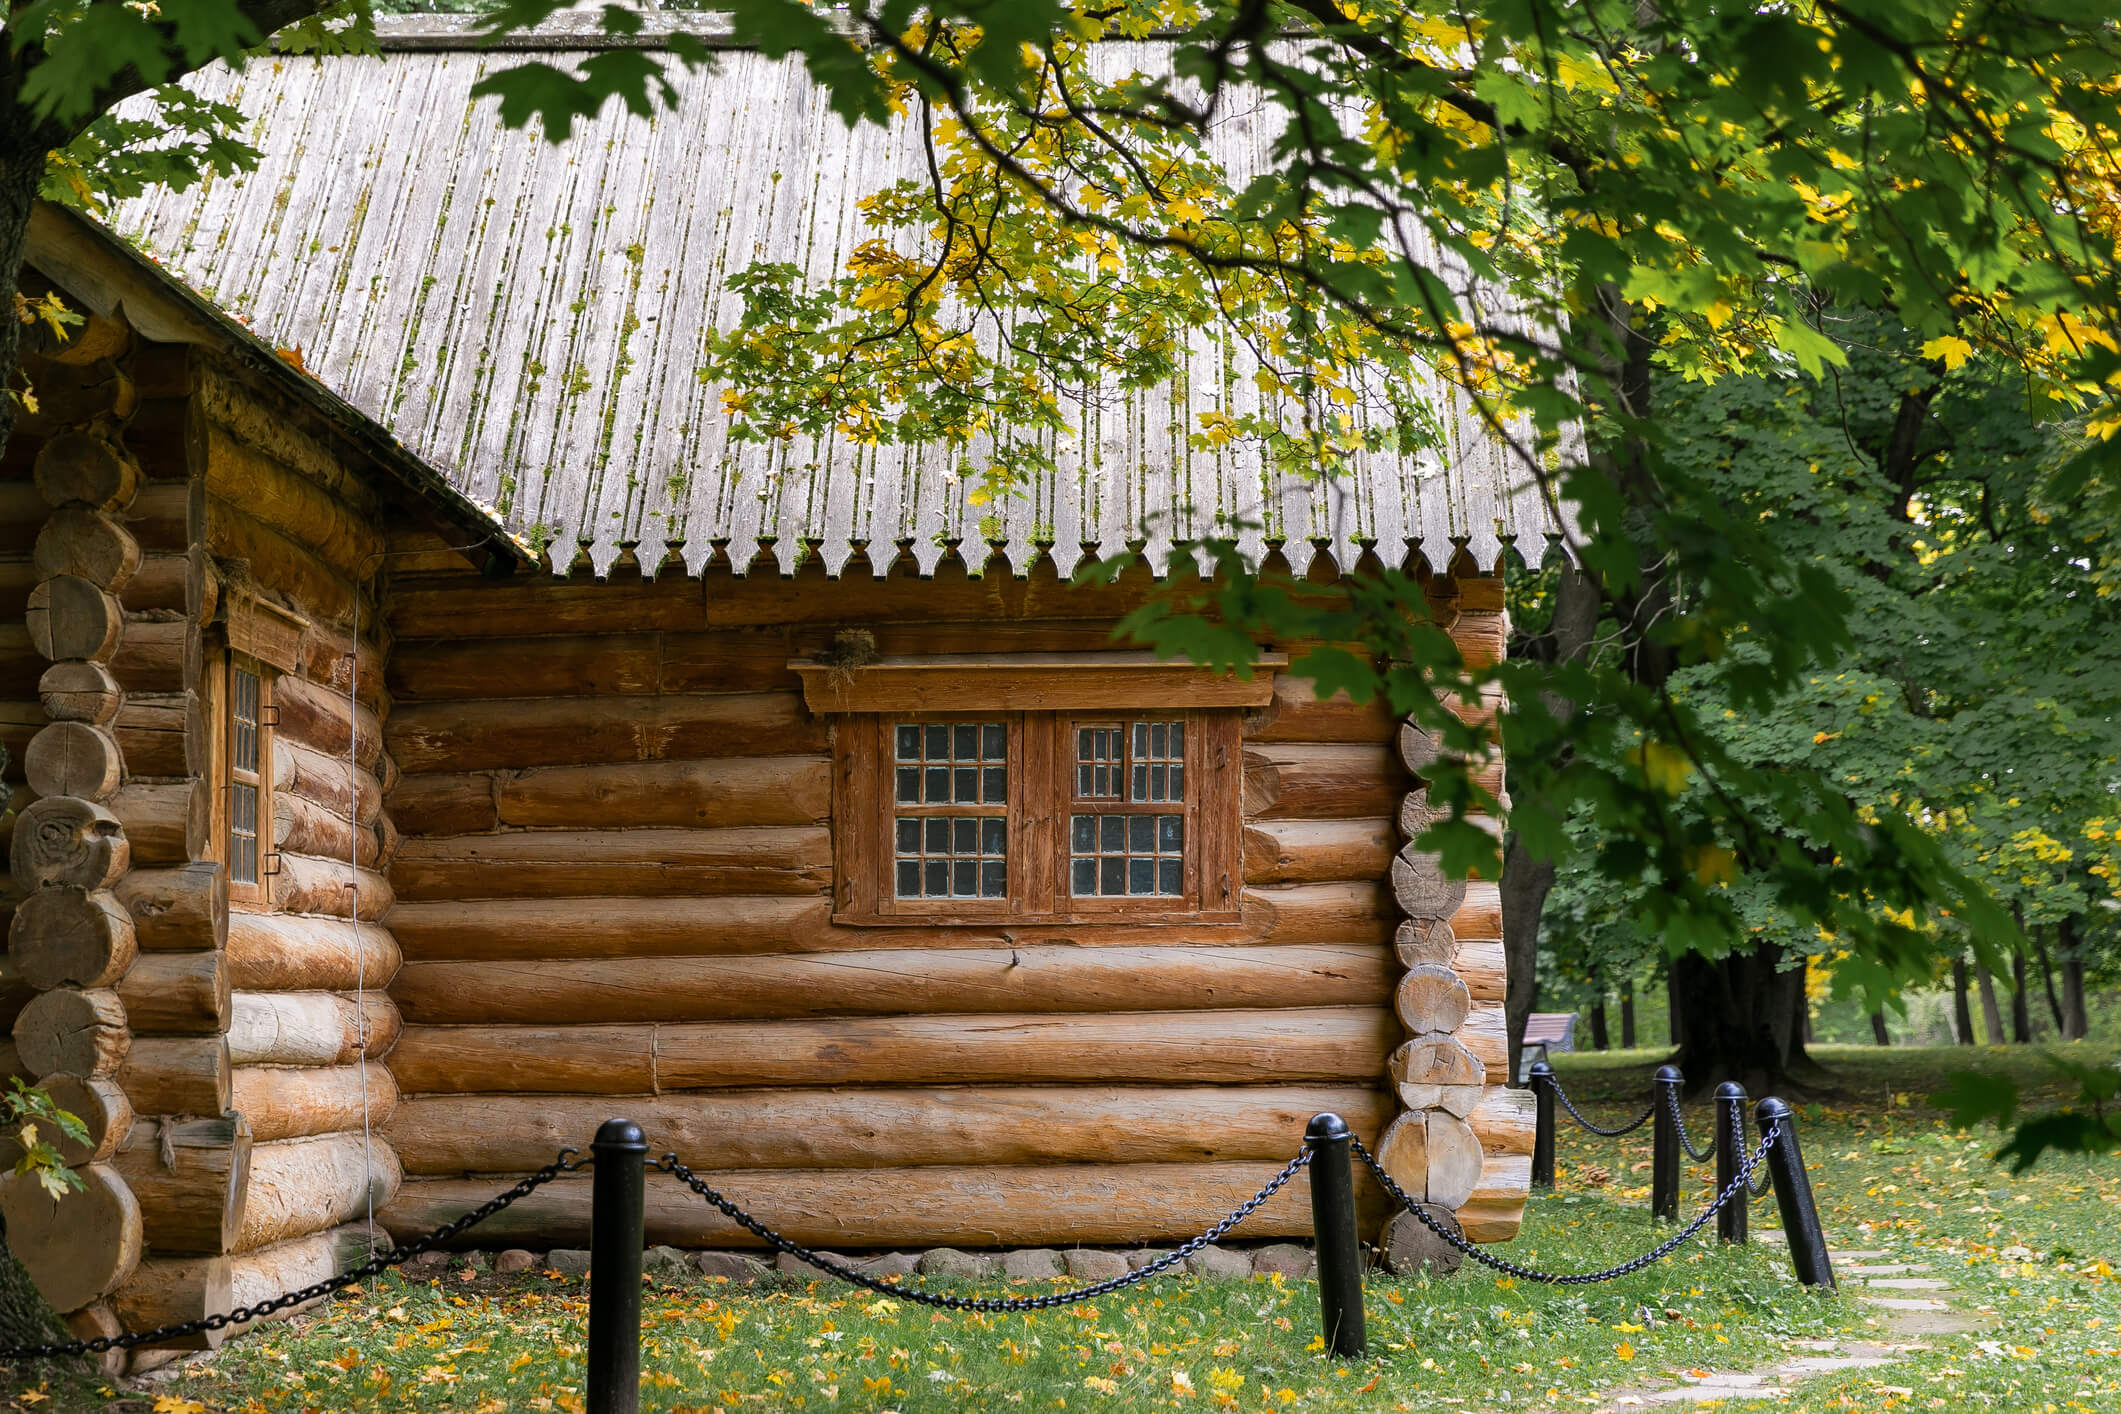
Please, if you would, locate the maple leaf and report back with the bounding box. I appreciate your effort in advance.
[275,345,308,373]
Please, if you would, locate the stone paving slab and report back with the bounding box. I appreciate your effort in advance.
[1862,1277,1947,1289]
[1862,1295,1950,1311]
[1841,1262,1926,1274]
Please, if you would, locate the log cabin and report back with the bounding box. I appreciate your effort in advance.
[2,14,1569,1366]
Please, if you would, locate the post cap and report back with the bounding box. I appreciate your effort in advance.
[592,1118,648,1149]
[1714,1081,1749,1102]
[1654,1064,1684,1084]
[1528,1059,1553,1078]
[1755,1096,1794,1124]
[1305,1112,1352,1142]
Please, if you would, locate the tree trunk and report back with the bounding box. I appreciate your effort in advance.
[1669,943,1812,1094]
[1666,965,1686,1051]
[1587,965,1610,1051]
[1497,836,1546,1088]
[1951,958,1975,1045]
[2010,949,2032,1043]
[2058,916,2089,1042]
[2033,929,2067,1037]
[1869,1011,1890,1046]
[1976,963,2006,1044]
[1619,979,1636,1049]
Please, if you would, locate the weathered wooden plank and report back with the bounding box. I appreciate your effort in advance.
[388,827,833,900]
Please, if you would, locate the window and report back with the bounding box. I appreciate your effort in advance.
[224,655,274,905]
[837,710,1241,926]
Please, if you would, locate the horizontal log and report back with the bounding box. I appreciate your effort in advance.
[236,1132,402,1254]
[117,551,190,615]
[1242,675,1398,744]
[272,788,382,869]
[1396,962,1472,1035]
[1242,744,1408,820]
[391,1007,1397,1095]
[1450,937,1505,1002]
[273,851,394,919]
[11,795,129,892]
[28,574,123,661]
[116,863,227,951]
[389,827,832,901]
[699,558,1158,631]
[1424,1109,1485,1209]
[228,990,401,1067]
[1464,1154,1532,1215]
[15,986,128,1076]
[1391,847,1469,921]
[225,1225,378,1335]
[383,1163,1359,1250]
[388,633,663,701]
[34,431,138,513]
[108,779,203,865]
[495,755,830,830]
[383,773,495,836]
[122,481,194,556]
[226,913,400,992]
[116,949,229,1036]
[204,494,362,627]
[1456,1002,1506,1075]
[1469,1084,1537,1158]
[7,886,136,989]
[25,720,122,800]
[233,1063,398,1143]
[1450,882,1503,946]
[1389,1035,1486,1114]
[388,574,705,639]
[0,630,37,711]
[39,660,123,724]
[0,1162,141,1313]
[111,1113,251,1255]
[390,1085,1395,1176]
[1244,882,1395,946]
[301,624,387,715]
[202,421,383,577]
[272,738,381,826]
[393,944,1395,1026]
[1450,610,1507,670]
[5,1073,131,1167]
[115,1036,231,1117]
[111,693,193,778]
[111,1254,232,1352]
[1241,818,1393,886]
[64,1302,127,1380]
[265,672,380,769]
[34,508,139,591]
[385,693,826,774]
[108,617,188,694]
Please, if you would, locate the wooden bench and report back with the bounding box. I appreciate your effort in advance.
[1517,1011,1579,1081]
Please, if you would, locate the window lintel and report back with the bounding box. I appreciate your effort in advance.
[791,651,1286,715]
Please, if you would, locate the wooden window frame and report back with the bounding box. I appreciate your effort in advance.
[222,651,276,908]
[835,709,1241,928]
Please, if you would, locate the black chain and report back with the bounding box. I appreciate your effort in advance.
[1732,1104,1775,1200]
[1546,1075,1656,1137]
[0,1150,590,1362]
[1351,1119,1780,1286]
[1666,1085,1715,1164]
[652,1148,1312,1311]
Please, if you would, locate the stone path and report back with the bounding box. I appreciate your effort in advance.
[1512,1243,1983,1411]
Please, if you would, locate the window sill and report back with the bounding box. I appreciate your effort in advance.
[792,651,1285,714]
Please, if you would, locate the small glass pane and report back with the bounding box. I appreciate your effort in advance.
[953,860,977,896]
[953,817,978,853]
[1078,729,1096,760]
[983,766,1007,803]
[896,725,921,759]
[1158,859,1182,894]
[1128,858,1154,894]
[954,724,977,759]
[1159,815,1184,850]
[1169,763,1184,797]
[1077,763,1095,796]
[1151,722,1166,757]
[897,861,921,896]
[1100,815,1125,850]
[1149,763,1167,801]
[982,724,1006,760]
[896,767,921,803]
[926,818,950,851]
[955,766,978,802]
[925,860,949,896]
[1071,815,1095,851]
[897,818,920,852]
[926,725,950,758]
[1170,721,1184,753]
[1131,764,1149,801]
[1100,857,1126,894]
[1133,722,1148,757]
[925,766,950,802]
[981,818,1007,854]
[1072,858,1097,895]
[981,861,1007,896]
[1128,815,1154,851]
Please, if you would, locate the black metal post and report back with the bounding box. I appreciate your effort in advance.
[1713,1082,1748,1245]
[1529,1061,1556,1189]
[1304,1113,1367,1358]
[587,1118,647,1414]
[1755,1098,1834,1289]
[1651,1065,1682,1222]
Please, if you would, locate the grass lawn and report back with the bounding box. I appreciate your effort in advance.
[10,1043,2116,1414]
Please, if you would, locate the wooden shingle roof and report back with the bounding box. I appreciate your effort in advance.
[111,16,1577,580]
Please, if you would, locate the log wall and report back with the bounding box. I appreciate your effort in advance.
[4,311,401,1364]
[379,554,1529,1248]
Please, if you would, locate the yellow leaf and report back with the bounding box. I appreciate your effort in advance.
[1616,1342,1636,1361]
[152,1398,207,1414]
[1920,335,1974,370]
